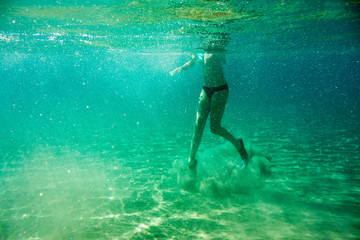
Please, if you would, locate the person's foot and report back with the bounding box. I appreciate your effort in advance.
[188,158,197,174]
[238,139,249,167]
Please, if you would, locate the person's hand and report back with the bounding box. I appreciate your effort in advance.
[185,52,196,59]
[169,67,181,76]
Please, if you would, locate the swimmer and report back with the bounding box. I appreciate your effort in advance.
[170,34,249,173]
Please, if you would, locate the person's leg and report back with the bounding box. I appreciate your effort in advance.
[210,90,249,164]
[209,90,238,148]
[189,90,210,169]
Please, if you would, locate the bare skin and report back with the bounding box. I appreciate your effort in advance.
[170,50,248,171]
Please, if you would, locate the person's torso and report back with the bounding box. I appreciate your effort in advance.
[202,52,227,87]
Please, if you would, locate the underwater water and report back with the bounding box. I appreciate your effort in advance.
[1,0,360,239]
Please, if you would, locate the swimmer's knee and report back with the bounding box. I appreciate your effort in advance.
[210,125,222,135]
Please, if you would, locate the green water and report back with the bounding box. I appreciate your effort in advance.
[1,0,360,239]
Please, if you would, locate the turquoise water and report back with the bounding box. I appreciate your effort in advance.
[1,0,360,239]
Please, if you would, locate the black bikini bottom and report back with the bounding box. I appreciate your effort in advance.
[203,84,229,99]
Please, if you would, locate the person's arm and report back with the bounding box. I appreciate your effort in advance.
[169,53,197,76]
